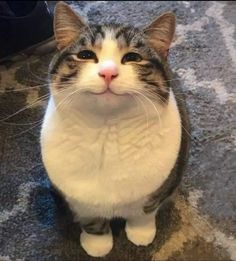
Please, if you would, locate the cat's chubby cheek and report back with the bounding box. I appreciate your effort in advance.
[79,92,135,115]
[95,91,129,103]
[94,93,133,112]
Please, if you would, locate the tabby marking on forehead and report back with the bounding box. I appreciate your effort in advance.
[50,6,176,104]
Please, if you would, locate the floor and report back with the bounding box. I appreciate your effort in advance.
[0,1,235,261]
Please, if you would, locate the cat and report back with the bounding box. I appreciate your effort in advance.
[40,1,190,257]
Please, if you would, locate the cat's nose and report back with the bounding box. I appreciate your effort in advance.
[98,60,118,86]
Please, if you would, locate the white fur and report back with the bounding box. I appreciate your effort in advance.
[125,210,157,246]
[80,230,113,257]
[40,90,181,219]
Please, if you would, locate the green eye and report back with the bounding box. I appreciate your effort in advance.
[77,50,98,62]
[122,52,142,63]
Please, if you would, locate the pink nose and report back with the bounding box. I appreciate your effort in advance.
[98,60,118,86]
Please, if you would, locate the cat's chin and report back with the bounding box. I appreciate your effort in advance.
[76,91,136,118]
[87,88,128,97]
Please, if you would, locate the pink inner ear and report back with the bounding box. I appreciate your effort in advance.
[148,38,171,59]
[144,12,176,58]
[54,2,86,50]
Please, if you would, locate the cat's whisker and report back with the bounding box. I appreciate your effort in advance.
[26,62,51,84]
[0,87,70,122]
[144,91,168,105]
[0,84,49,93]
[138,90,166,109]
[117,82,187,104]
[136,78,180,84]
[0,93,50,122]
[144,97,191,140]
[63,96,74,109]
[129,89,163,129]
[0,119,43,126]
[169,95,187,104]
[54,87,91,112]
[132,94,150,141]
[8,120,44,139]
[181,124,192,139]
[86,22,96,40]
[116,79,184,93]
[113,83,167,104]
[143,90,192,139]
[149,92,187,104]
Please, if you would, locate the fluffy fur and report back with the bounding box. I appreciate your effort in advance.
[40,2,188,257]
[41,91,181,218]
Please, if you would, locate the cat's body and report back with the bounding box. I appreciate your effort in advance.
[40,2,190,257]
[41,91,181,219]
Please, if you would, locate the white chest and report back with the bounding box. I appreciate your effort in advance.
[41,93,181,217]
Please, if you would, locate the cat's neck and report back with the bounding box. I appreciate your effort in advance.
[50,95,165,130]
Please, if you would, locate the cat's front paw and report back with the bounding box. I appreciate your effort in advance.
[125,220,156,246]
[80,230,113,257]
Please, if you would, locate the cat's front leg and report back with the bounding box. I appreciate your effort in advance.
[79,217,113,257]
[125,210,157,246]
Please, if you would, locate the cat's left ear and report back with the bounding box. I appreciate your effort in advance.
[54,1,87,50]
[144,12,176,59]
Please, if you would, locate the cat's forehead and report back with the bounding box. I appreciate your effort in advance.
[77,24,145,50]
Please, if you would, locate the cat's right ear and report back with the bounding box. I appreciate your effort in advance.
[144,12,176,59]
[54,1,86,50]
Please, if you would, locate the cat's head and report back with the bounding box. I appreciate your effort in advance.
[49,1,176,117]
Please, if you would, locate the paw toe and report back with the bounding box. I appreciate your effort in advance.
[80,231,113,257]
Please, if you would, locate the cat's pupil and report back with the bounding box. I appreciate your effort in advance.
[78,50,98,62]
[122,52,142,63]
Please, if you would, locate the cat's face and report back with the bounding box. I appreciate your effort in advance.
[49,2,175,117]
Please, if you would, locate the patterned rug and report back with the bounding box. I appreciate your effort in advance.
[0,1,235,261]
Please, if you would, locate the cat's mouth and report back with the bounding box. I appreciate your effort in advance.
[87,88,127,96]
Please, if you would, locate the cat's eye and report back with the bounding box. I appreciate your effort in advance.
[122,52,143,63]
[77,50,98,62]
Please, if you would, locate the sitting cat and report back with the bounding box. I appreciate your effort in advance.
[40,1,190,257]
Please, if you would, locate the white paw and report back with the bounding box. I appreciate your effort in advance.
[80,230,113,257]
[125,220,156,246]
